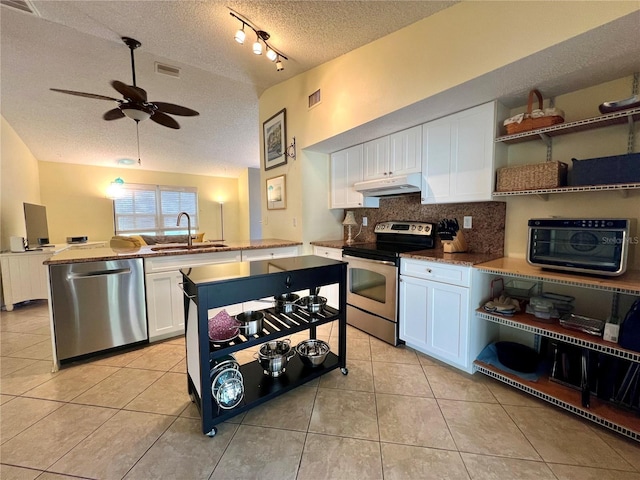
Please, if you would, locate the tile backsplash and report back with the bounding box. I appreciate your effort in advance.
[345,194,506,255]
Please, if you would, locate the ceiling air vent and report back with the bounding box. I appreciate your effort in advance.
[155,62,180,78]
[1,0,39,15]
[308,89,321,109]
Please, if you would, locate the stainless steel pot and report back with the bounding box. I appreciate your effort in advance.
[235,311,264,336]
[298,295,327,313]
[275,293,299,313]
[255,339,295,377]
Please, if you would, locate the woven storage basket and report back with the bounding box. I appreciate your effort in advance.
[496,161,568,192]
[505,90,565,135]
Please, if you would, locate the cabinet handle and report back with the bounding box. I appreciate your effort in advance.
[383,172,388,175]
[388,171,393,175]
[426,268,432,273]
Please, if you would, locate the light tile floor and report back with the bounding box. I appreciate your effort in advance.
[1,300,639,480]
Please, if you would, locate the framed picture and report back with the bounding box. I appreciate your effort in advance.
[266,174,286,210]
[263,108,287,170]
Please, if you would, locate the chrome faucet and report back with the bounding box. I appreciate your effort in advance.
[177,212,192,247]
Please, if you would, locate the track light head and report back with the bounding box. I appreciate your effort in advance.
[276,58,284,71]
[266,48,277,62]
[252,38,262,55]
[234,24,246,44]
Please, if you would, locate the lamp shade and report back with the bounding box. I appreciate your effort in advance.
[234,27,246,44]
[342,211,358,226]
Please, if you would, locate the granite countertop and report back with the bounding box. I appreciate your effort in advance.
[310,240,363,249]
[44,239,302,265]
[311,239,502,266]
[400,249,504,266]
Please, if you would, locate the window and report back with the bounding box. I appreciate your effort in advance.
[113,184,198,235]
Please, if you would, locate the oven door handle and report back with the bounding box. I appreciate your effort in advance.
[342,255,397,267]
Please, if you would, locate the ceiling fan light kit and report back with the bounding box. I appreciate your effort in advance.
[229,10,288,71]
[49,37,199,130]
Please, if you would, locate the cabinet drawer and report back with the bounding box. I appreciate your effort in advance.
[313,246,343,261]
[400,258,470,287]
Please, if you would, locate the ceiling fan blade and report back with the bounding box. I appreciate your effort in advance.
[50,88,119,102]
[152,102,200,116]
[151,111,180,129]
[111,80,147,102]
[103,108,125,121]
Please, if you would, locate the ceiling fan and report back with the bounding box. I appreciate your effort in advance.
[50,37,199,129]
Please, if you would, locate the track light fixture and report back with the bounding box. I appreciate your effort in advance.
[229,10,288,71]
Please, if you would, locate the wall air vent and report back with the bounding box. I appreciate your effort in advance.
[308,89,321,109]
[1,0,39,15]
[155,62,180,78]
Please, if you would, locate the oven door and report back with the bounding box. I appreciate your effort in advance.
[343,254,397,321]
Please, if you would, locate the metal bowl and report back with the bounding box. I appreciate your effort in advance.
[298,295,327,313]
[296,339,330,367]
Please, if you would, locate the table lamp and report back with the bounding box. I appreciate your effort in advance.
[343,211,358,244]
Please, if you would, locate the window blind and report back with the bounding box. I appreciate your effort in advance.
[114,183,198,235]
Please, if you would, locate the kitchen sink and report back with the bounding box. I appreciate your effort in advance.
[150,244,227,251]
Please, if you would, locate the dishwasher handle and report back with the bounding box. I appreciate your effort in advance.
[68,268,131,279]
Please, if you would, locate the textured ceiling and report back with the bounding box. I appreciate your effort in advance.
[0,0,456,177]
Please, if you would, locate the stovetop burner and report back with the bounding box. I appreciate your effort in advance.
[342,221,435,262]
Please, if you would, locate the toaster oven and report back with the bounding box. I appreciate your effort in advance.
[527,218,631,276]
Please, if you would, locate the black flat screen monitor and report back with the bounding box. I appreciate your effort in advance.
[23,203,49,248]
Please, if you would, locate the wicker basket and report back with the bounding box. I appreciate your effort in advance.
[496,161,568,192]
[504,90,565,135]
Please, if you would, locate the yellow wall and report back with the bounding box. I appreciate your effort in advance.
[0,116,41,250]
[259,1,639,248]
[38,162,241,244]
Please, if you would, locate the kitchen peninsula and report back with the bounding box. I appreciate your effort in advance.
[43,239,302,369]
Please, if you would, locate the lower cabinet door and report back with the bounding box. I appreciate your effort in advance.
[146,270,185,341]
[400,275,470,370]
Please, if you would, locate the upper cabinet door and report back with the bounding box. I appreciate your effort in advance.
[421,101,505,204]
[363,136,390,181]
[389,125,422,176]
[330,144,379,209]
[421,118,455,204]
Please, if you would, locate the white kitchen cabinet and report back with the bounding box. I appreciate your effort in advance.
[144,250,241,341]
[421,101,507,204]
[364,126,422,181]
[389,126,422,176]
[313,246,343,308]
[240,245,299,262]
[330,145,379,209]
[1,250,53,310]
[363,136,390,180]
[399,258,494,373]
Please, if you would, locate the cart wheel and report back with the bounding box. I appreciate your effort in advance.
[206,427,218,437]
[341,367,349,375]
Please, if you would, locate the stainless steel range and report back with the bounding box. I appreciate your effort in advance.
[342,221,435,345]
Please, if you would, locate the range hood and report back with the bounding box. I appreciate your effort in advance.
[354,173,422,197]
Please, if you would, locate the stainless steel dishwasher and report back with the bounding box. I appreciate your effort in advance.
[50,258,148,362]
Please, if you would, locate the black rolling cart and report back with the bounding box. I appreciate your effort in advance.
[181,255,348,437]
